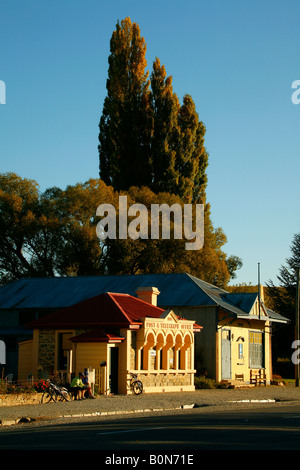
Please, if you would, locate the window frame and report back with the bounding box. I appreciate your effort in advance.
[249,330,264,369]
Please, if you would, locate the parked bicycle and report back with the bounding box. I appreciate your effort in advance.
[129,372,143,395]
[41,380,72,403]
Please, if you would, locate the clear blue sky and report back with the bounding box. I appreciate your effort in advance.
[0,0,299,286]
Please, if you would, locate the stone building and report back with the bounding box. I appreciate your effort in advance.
[19,287,201,394]
[0,273,289,388]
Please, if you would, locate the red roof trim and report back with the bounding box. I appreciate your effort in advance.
[71,329,126,343]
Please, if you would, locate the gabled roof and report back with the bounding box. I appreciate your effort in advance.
[185,275,289,323]
[0,272,289,323]
[265,308,290,324]
[26,292,164,330]
[0,273,217,310]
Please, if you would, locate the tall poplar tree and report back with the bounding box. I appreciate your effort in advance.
[177,95,208,204]
[98,17,153,190]
[150,57,180,196]
[99,18,209,204]
[97,18,242,285]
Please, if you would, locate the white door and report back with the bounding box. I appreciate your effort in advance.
[221,329,231,380]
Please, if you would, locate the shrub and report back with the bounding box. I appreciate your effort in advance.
[194,376,217,389]
[194,375,229,389]
[0,380,7,394]
[6,383,35,394]
[0,381,35,394]
[271,374,288,386]
[33,379,49,393]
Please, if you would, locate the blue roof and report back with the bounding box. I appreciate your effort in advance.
[0,273,214,309]
[0,273,288,323]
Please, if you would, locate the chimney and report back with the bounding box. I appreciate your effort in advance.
[259,284,265,304]
[136,287,160,306]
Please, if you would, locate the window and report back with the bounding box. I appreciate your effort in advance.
[238,343,243,360]
[249,331,264,368]
[57,332,73,370]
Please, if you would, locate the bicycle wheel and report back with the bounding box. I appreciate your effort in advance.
[132,380,143,395]
[57,390,71,402]
[41,389,54,404]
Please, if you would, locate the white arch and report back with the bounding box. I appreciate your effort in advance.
[183,331,193,345]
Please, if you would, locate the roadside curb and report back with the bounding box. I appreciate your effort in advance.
[229,399,276,403]
[0,400,280,427]
[0,404,191,426]
[0,417,37,426]
[58,404,188,420]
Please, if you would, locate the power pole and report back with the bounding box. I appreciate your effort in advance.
[258,262,261,320]
[295,267,300,387]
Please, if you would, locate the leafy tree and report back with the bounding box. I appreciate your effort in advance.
[266,232,300,374]
[100,187,237,287]
[0,174,111,283]
[100,187,188,276]
[0,173,241,287]
[42,179,109,276]
[267,233,300,321]
[0,172,41,283]
[226,255,243,281]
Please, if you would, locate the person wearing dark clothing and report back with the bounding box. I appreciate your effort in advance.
[70,372,87,400]
[82,370,95,399]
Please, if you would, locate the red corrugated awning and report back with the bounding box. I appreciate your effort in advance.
[70,328,125,343]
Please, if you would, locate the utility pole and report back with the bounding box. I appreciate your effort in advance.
[258,263,261,320]
[295,267,300,387]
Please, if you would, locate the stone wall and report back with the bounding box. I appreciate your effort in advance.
[38,329,56,373]
[0,392,41,407]
[38,328,88,375]
[138,372,192,389]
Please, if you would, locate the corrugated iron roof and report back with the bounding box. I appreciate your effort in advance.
[0,273,214,309]
[0,272,288,323]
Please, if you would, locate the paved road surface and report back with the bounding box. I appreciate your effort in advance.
[1,384,300,453]
[0,404,300,451]
[1,384,300,425]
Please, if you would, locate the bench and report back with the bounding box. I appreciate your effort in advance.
[250,369,267,386]
[235,374,244,381]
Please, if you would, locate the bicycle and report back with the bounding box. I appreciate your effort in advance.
[41,380,72,404]
[129,372,143,395]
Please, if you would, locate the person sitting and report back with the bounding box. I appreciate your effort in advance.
[82,370,95,399]
[70,373,87,400]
